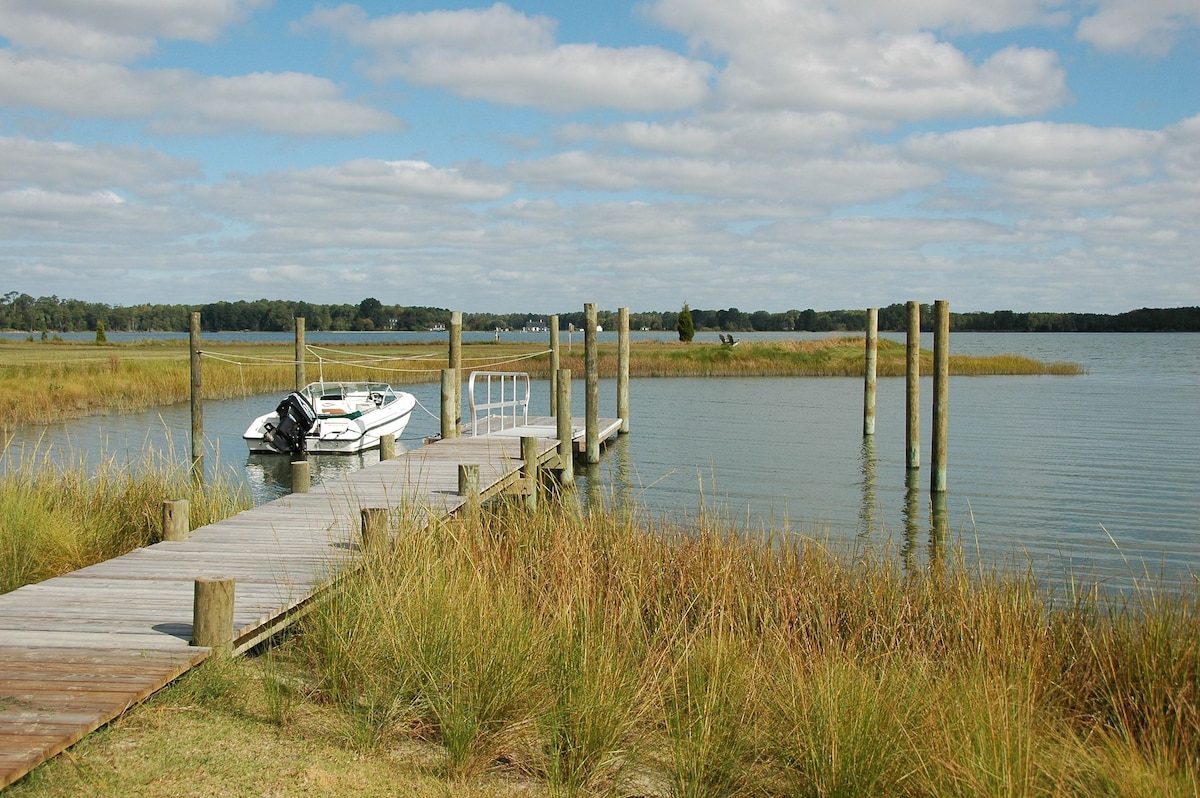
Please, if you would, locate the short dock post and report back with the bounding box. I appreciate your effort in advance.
[379,433,396,461]
[161,499,189,542]
[294,316,305,392]
[440,368,459,440]
[449,311,462,436]
[931,299,950,493]
[192,576,235,655]
[550,315,560,417]
[584,302,600,464]
[189,311,203,485]
[458,463,480,509]
[618,307,630,434]
[291,459,310,493]
[556,368,574,488]
[906,300,920,470]
[360,507,389,552]
[521,435,539,511]
[863,307,877,436]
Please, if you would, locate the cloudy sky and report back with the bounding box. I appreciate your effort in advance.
[1,0,1197,313]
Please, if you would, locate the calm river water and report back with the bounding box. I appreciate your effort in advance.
[3,332,1197,588]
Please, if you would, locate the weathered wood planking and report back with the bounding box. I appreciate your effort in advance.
[0,417,620,788]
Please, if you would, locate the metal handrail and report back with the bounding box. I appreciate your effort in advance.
[467,371,530,435]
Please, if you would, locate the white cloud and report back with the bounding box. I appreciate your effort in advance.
[304,3,713,112]
[0,53,402,135]
[1076,0,1200,54]
[0,0,269,61]
[0,137,200,192]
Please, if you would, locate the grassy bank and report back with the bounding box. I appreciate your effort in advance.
[12,496,1196,796]
[0,448,252,594]
[0,336,1081,428]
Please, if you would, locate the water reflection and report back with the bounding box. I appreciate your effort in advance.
[930,491,949,570]
[902,469,921,574]
[858,436,877,544]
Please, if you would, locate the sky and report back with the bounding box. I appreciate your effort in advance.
[1,1,1198,314]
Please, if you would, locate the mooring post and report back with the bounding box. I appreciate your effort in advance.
[618,307,630,434]
[556,368,574,488]
[161,499,189,542]
[932,299,950,493]
[863,307,877,436]
[291,459,310,493]
[584,303,599,464]
[449,311,462,436]
[192,576,235,655]
[360,507,389,553]
[521,435,539,512]
[440,368,458,440]
[294,316,305,392]
[379,433,396,461]
[550,315,560,417]
[189,311,203,485]
[906,300,920,470]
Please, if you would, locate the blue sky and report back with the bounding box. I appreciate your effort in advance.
[1,1,1198,313]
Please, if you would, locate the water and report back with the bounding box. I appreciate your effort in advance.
[3,333,1197,587]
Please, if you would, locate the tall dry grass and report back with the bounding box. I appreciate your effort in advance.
[293,496,1196,795]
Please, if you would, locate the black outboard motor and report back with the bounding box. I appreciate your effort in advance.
[261,392,318,456]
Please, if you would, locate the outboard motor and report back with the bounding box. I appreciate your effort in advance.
[261,392,318,456]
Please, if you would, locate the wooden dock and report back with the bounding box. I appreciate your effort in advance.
[0,418,620,789]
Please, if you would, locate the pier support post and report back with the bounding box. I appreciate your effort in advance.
[291,459,310,493]
[161,500,189,542]
[863,307,877,436]
[192,576,235,655]
[458,463,481,511]
[379,433,396,461]
[449,311,462,437]
[618,307,630,434]
[440,369,459,440]
[294,316,305,392]
[521,435,539,512]
[189,311,203,485]
[550,315,560,417]
[932,299,950,493]
[360,507,389,553]
[584,303,599,464]
[906,300,920,470]
[556,368,574,488]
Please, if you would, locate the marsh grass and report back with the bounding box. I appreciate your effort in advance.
[0,444,251,593]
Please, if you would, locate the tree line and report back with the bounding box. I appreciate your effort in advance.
[2,292,1197,334]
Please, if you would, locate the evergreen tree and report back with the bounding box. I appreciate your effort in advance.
[676,302,695,342]
[94,320,107,343]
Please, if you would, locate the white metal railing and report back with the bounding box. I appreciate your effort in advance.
[467,371,530,436]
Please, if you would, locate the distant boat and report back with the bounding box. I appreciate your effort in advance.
[430,323,446,332]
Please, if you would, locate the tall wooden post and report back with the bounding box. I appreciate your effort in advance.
[932,299,950,493]
[189,311,203,484]
[556,368,574,488]
[863,308,877,436]
[584,303,599,464]
[905,301,920,470]
[550,315,560,417]
[521,435,538,512]
[440,368,458,440]
[192,576,235,654]
[449,311,462,436]
[617,307,630,434]
[294,316,305,392]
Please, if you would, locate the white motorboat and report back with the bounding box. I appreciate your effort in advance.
[243,381,416,455]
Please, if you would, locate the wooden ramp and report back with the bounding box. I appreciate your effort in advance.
[0,419,620,789]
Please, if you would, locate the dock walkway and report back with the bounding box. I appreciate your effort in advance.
[0,418,620,789]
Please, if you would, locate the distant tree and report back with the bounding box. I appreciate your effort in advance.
[676,302,695,342]
[94,320,107,343]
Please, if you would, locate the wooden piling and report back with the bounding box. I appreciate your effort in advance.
[458,463,481,521]
[556,368,574,488]
[521,435,539,512]
[618,307,630,434]
[161,500,189,542]
[440,368,458,440]
[360,507,389,552]
[585,303,599,464]
[189,311,203,484]
[294,316,305,392]
[550,315,560,417]
[863,307,877,436]
[449,311,462,436]
[291,459,310,493]
[906,300,920,470]
[379,433,396,461]
[932,299,950,493]
[191,576,235,654]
